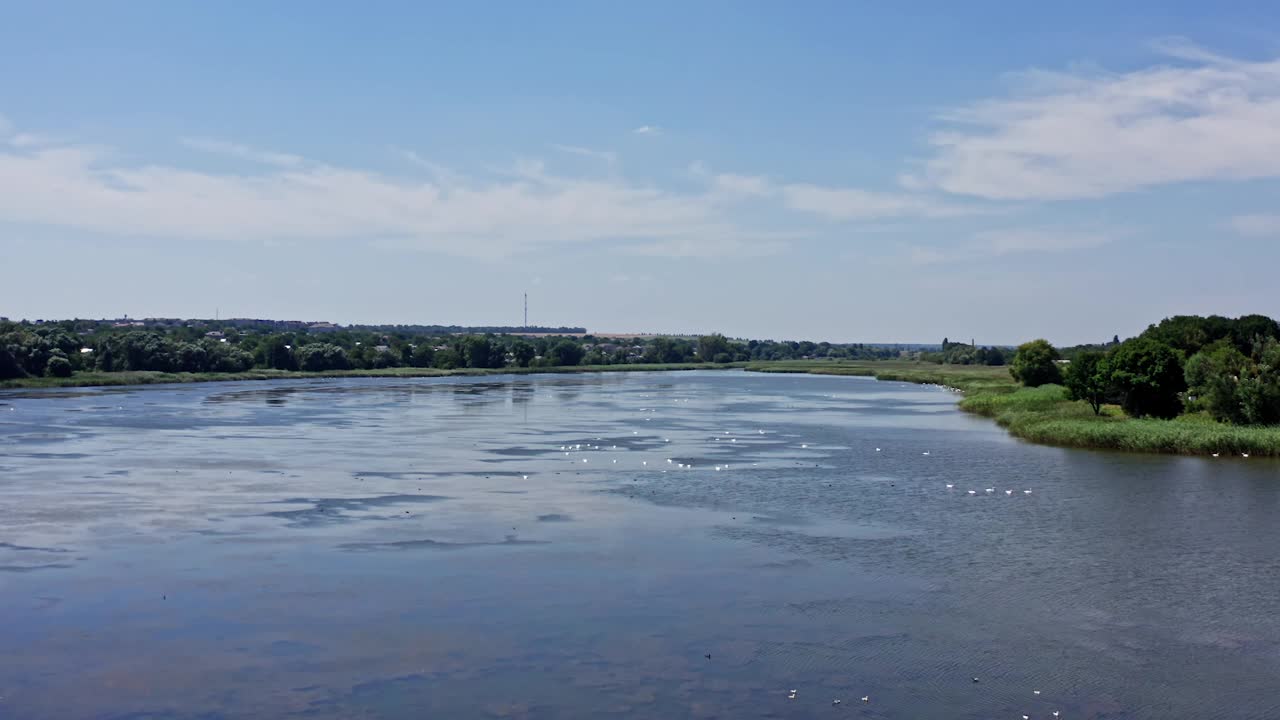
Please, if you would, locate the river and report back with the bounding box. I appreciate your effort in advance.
[1,370,1277,719]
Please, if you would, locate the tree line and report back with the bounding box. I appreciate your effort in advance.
[0,321,910,380]
[1009,314,1280,425]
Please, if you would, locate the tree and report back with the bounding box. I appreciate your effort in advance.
[1009,339,1062,387]
[1063,351,1109,415]
[1186,338,1280,425]
[46,354,73,378]
[433,348,462,370]
[463,336,495,369]
[410,343,436,368]
[258,336,297,370]
[510,340,536,368]
[548,340,585,367]
[697,334,732,363]
[1108,338,1186,419]
[297,343,350,372]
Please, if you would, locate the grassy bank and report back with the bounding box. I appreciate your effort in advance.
[0,362,745,390]
[747,360,1280,456]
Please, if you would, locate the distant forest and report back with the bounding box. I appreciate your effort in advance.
[1,318,916,379]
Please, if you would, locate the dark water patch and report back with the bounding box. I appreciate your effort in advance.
[338,535,547,552]
[6,452,92,460]
[485,446,549,457]
[0,542,70,553]
[536,513,572,522]
[0,563,73,572]
[490,490,528,495]
[263,494,451,527]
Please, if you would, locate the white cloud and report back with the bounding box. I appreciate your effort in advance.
[916,41,1280,200]
[181,137,303,167]
[0,133,778,260]
[1231,213,1280,237]
[632,125,661,135]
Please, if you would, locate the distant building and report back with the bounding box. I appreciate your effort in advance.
[308,322,340,333]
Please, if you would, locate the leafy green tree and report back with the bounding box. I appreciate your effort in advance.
[548,340,585,367]
[511,340,536,368]
[257,336,297,370]
[463,336,495,368]
[1063,351,1110,415]
[45,354,73,378]
[1009,339,1062,387]
[1186,338,1280,425]
[1108,338,1186,419]
[297,343,351,371]
[697,334,732,363]
[433,348,462,370]
[410,343,436,368]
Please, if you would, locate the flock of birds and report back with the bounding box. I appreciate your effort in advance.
[783,682,1062,717]
[551,429,1045,504]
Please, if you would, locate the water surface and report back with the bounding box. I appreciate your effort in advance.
[1,371,1277,719]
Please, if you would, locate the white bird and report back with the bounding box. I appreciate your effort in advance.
[1022,715,1030,720]
[667,459,673,464]
[1005,489,1013,496]
[945,483,954,489]
[788,690,797,700]
[968,490,977,495]
[1053,712,1060,718]
[1023,489,1032,494]
[612,459,617,463]
[861,696,869,703]
[1243,453,1250,458]
[1211,452,1219,457]
[801,444,808,449]
[922,451,930,456]
[522,475,528,480]
[985,488,995,494]
[642,461,647,466]
[832,699,841,706]
[582,458,588,463]
[875,447,881,452]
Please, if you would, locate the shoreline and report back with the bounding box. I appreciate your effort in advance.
[746,361,1280,457]
[7,360,1279,456]
[0,362,746,391]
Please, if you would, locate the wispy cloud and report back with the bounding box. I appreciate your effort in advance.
[912,40,1280,200]
[632,125,661,135]
[0,126,790,260]
[781,183,973,220]
[1231,213,1280,237]
[181,137,303,167]
[908,228,1119,264]
[550,143,617,166]
[693,164,972,219]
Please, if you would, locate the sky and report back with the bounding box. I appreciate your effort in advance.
[3,1,1280,345]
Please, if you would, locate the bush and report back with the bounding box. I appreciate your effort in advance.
[45,355,73,378]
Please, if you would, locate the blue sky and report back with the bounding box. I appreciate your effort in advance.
[3,1,1280,345]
